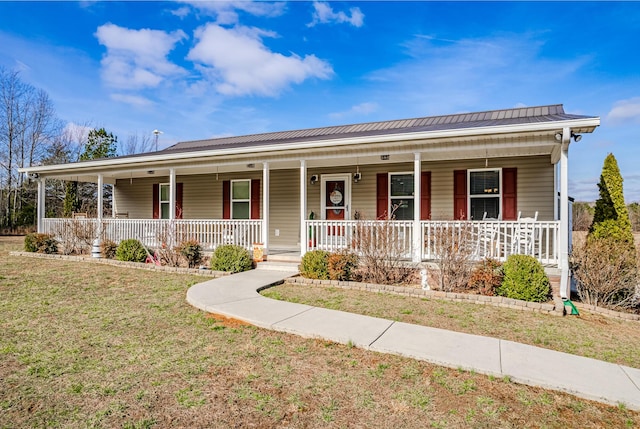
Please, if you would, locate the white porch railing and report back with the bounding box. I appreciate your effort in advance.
[306,220,414,258]
[42,218,263,250]
[305,219,560,265]
[422,220,560,265]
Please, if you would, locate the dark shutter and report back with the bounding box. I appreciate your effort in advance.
[222,180,230,219]
[453,170,467,220]
[250,179,261,219]
[420,171,431,220]
[502,168,517,220]
[175,183,183,219]
[152,183,159,219]
[376,173,388,219]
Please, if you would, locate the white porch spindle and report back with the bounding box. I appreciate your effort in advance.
[413,152,422,262]
[169,168,176,220]
[300,160,307,257]
[559,127,571,299]
[97,174,104,220]
[262,162,269,256]
[37,178,45,233]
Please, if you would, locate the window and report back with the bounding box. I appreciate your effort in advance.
[389,173,414,220]
[469,169,500,220]
[231,180,250,219]
[159,183,170,219]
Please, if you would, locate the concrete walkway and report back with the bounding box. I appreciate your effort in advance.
[186,268,640,410]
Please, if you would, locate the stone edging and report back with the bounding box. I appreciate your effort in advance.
[285,276,563,316]
[285,277,640,322]
[9,251,229,278]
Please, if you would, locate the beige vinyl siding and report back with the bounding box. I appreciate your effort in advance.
[113,155,555,248]
[268,169,300,247]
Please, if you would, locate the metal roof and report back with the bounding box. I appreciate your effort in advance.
[162,104,596,154]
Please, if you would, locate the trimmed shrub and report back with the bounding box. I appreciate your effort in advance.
[179,239,203,268]
[497,254,551,302]
[300,250,329,280]
[467,258,503,296]
[328,251,358,281]
[210,245,252,273]
[115,239,148,263]
[100,239,117,259]
[24,233,58,254]
[571,237,638,309]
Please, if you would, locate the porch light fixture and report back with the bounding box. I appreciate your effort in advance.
[380,154,390,161]
[147,170,155,175]
[555,132,562,142]
[571,132,582,142]
[246,163,255,168]
[353,172,362,183]
[310,174,319,185]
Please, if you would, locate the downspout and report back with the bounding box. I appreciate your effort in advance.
[559,127,571,300]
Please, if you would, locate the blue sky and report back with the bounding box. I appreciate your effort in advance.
[1,1,639,201]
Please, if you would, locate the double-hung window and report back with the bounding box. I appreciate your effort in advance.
[389,173,414,220]
[469,169,501,220]
[231,179,251,219]
[159,183,170,219]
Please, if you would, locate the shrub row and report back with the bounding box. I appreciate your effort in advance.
[24,233,58,254]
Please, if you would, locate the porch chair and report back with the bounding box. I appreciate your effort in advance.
[512,211,539,255]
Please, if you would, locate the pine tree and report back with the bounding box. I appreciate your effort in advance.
[589,153,634,244]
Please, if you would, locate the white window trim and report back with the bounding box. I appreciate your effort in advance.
[231,179,251,220]
[159,183,170,219]
[467,168,502,220]
[389,172,414,220]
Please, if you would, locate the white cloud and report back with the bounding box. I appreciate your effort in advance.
[95,23,187,89]
[170,6,191,18]
[606,97,640,124]
[110,93,153,107]
[177,1,286,25]
[329,102,379,120]
[308,1,364,28]
[187,24,333,97]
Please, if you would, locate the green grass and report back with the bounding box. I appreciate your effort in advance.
[1,236,639,428]
[262,282,640,368]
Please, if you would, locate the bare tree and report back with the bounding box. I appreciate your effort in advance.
[0,67,60,228]
[119,131,155,156]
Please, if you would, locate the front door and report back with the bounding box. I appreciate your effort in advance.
[321,174,351,221]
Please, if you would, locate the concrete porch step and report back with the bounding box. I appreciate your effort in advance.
[256,261,300,272]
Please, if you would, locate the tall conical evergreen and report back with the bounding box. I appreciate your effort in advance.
[589,153,634,244]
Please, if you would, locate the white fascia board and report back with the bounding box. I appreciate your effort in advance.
[19,116,600,175]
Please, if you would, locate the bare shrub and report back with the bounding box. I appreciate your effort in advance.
[53,219,97,255]
[467,258,503,296]
[430,222,475,292]
[351,216,415,285]
[155,223,183,267]
[571,237,639,310]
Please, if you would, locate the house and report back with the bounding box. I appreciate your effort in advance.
[21,104,600,298]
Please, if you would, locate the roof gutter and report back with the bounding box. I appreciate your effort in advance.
[19,116,600,175]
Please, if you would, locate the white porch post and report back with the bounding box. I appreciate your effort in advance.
[300,160,307,257]
[413,152,422,263]
[262,162,269,256]
[37,178,45,233]
[169,168,176,221]
[559,127,571,299]
[97,174,104,221]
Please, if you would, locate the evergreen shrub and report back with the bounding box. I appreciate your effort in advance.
[210,245,252,273]
[115,239,148,263]
[300,250,330,280]
[497,254,551,302]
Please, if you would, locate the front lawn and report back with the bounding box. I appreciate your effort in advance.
[1,236,638,428]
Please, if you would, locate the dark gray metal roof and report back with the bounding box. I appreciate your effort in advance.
[161,104,596,155]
